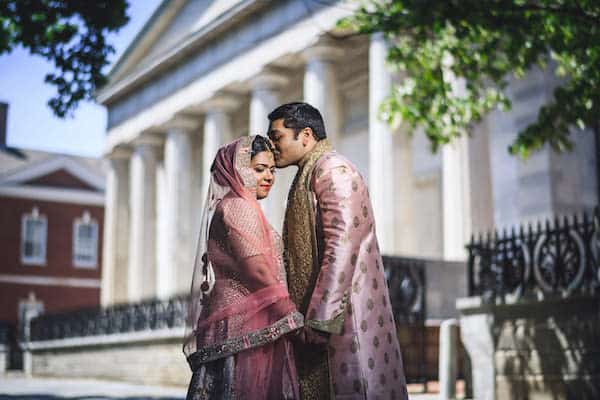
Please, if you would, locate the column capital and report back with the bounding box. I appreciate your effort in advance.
[198,94,240,114]
[106,145,132,160]
[302,40,345,63]
[162,115,199,132]
[248,67,289,91]
[131,133,163,148]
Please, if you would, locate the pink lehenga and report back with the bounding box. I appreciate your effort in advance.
[184,136,302,400]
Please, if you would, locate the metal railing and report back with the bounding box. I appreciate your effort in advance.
[29,295,188,341]
[0,321,10,345]
[30,256,428,343]
[383,256,426,324]
[383,256,428,385]
[467,208,600,302]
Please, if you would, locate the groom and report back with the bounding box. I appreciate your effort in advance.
[267,102,408,399]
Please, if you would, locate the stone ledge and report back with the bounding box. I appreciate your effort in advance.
[458,295,600,399]
[495,348,600,376]
[496,374,600,400]
[496,318,600,351]
[24,327,184,351]
[496,373,600,382]
[457,295,600,318]
[31,341,190,386]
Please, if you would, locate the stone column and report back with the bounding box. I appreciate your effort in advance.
[101,146,130,306]
[439,319,459,400]
[457,297,496,400]
[468,120,495,235]
[249,70,292,232]
[128,135,161,302]
[249,70,288,136]
[369,33,395,253]
[156,157,167,295]
[160,116,198,299]
[303,40,343,144]
[442,54,472,261]
[19,292,43,376]
[201,97,239,201]
[442,133,472,261]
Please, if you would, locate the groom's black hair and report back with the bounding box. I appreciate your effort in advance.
[267,102,327,140]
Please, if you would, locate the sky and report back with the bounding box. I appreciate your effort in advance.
[0,0,162,158]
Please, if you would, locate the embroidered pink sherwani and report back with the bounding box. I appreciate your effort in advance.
[305,151,408,400]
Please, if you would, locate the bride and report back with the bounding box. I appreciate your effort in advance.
[184,135,302,400]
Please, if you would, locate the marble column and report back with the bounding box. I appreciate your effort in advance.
[160,116,198,299]
[128,135,161,302]
[303,40,343,144]
[369,33,395,254]
[441,54,472,261]
[393,130,417,255]
[201,97,239,201]
[249,70,291,232]
[468,120,495,235]
[101,146,131,306]
[249,70,288,136]
[442,135,472,261]
[155,157,167,296]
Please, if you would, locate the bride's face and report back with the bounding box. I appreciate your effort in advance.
[250,151,275,200]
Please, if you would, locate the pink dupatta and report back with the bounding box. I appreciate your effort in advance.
[184,136,301,399]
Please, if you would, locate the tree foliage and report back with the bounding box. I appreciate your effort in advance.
[0,0,129,117]
[341,0,600,157]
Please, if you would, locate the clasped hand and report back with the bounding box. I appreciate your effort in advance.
[294,326,329,346]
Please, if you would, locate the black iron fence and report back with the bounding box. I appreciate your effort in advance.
[0,321,9,345]
[467,208,600,302]
[383,256,428,384]
[0,321,23,370]
[25,256,435,383]
[383,256,426,324]
[29,257,426,343]
[30,295,188,341]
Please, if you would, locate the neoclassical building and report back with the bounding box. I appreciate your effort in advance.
[98,0,598,306]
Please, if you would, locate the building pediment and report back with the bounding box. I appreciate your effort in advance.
[22,168,98,191]
[101,0,260,104]
[0,155,105,192]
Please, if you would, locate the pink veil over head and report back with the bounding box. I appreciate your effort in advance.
[184,136,301,399]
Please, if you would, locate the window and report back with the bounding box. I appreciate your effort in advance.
[73,211,99,268]
[21,207,47,266]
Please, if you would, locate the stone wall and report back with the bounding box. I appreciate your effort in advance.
[0,344,7,373]
[27,329,190,387]
[458,295,600,400]
[424,259,467,320]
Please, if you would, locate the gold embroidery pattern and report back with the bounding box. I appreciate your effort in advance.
[283,139,332,400]
[283,139,332,312]
[187,311,304,370]
[305,310,345,335]
[234,136,256,195]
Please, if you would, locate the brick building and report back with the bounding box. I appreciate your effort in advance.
[0,103,105,327]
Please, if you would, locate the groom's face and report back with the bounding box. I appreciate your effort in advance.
[268,118,306,168]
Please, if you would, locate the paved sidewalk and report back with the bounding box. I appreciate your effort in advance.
[0,374,186,399]
[0,374,440,399]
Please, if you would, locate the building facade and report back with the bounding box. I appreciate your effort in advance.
[0,146,105,325]
[97,0,598,306]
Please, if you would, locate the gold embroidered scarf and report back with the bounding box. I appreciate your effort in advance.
[283,138,332,400]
